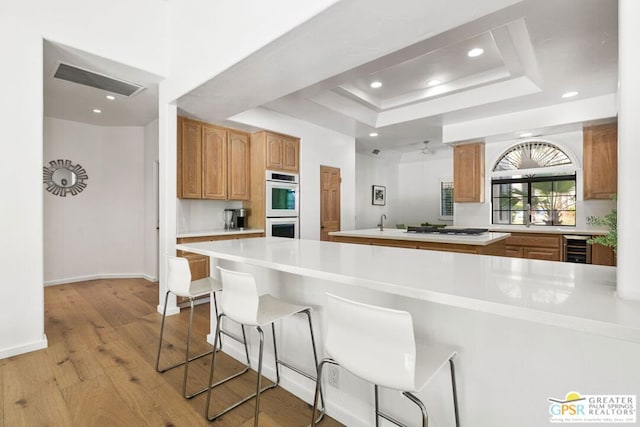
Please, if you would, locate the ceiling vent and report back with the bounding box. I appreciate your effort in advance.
[53,63,144,96]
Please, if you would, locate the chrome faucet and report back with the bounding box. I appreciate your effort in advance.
[525,203,532,228]
[378,214,387,231]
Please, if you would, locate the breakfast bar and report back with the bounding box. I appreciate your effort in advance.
[176,237,640,426]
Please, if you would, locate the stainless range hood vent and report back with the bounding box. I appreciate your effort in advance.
[53,62,144,96]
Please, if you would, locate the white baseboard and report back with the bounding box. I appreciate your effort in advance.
[45,273,157,286]
[206,334,370,427]
[0,334,48,360]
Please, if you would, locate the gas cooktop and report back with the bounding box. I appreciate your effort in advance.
[406,226,489,235]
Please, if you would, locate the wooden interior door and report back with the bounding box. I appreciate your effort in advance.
[320,166,341,241]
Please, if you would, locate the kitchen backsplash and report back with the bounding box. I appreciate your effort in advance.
[177,199,243,233]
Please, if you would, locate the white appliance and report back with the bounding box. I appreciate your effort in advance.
[265,170,299,218]
[266,217,299,238]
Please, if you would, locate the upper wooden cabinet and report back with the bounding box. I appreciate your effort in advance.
[227,131,251,200]
[583,122,617,200]
[177,117,250,200]
[202,125,227,199]
[178,119,203,199]
[261,131,300,172]
[453,142,485,203]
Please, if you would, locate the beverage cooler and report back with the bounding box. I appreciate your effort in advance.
[563,235,592,264]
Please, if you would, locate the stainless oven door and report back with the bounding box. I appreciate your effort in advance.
[266,217,299,239]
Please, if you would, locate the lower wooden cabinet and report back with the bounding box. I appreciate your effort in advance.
[591,243,616,266]
[177,251,210,281]
[524,247,561,261]
[504,233,562,262]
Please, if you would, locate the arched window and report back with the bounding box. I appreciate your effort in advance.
[491,141,576,226]
[493,141,572,171]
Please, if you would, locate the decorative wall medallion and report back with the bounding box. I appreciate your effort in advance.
[43,159,88,197]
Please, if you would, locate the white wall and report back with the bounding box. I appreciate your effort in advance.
[143,120,159,281]
[165,0,339,101]
[397,152,454,227]
[44,118,147,285]
[0,0,166,359]
[230,108,356,239]
[355,153,399,229]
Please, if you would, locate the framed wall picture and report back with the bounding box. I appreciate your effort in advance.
[372,185,386,206]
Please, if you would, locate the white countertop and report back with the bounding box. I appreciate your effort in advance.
[177,229,264,238]
[329,228,510,246]
[176,237,640,343]
[487,225,610,235]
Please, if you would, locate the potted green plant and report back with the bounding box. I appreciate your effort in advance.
[586,195,617,253]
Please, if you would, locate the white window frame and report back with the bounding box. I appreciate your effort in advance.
[439,178,454,221]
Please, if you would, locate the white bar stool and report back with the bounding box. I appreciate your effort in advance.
[205,267,325,426]
[311,293,460,427]
[156,256,250,399]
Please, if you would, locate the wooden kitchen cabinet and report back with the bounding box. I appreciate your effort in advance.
[591,243,616,266]
[262,131,300,172]
[227,131,251,200]
[583,122,617,200]
[504,233,562,262]
[176,252,210,281]
[453,142,484,203]
[202,125,227,199]
[178,119,202,198]
[177,117,250,200]
[524,247,561,261]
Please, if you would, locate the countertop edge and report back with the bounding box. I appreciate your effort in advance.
[177,229,264,238]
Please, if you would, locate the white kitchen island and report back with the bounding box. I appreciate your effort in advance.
[176,237,640,427]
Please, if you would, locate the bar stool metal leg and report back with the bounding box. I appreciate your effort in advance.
[450,358,460,427]
[205,315,278,422]
[311,358,339,426]
[156,291,213,397]
[156,290,250,399]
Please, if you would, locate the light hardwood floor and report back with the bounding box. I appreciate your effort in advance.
[1,279,342,427]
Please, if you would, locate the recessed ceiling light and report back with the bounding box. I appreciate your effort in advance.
[519,132,533,138]
[92,108,102,114]
[427,79,441,87]
[369,132,379,137]
[370,81,383,89]
[562,91,579,98]
[467,48,484,57]
[106,95,116,100]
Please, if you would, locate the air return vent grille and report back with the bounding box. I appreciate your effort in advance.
[53,63,144,96]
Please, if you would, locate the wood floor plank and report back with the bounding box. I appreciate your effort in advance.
[60,374,141,427]
[3,278,344,427]
[2,350,73,426]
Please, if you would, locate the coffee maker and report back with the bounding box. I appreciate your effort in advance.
[223,209,235,230]
[234,208,247,230]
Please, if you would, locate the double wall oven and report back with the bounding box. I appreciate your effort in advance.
[265,170,299,238]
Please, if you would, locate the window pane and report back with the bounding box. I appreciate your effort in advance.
[440,182,454,217]
[554,180,576,195]
[532,181,552,194]
[555,210,576,226]
[491,174,576,226]
[532,209,552,225]
[492,210,510,224]
[511,210,525,225]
